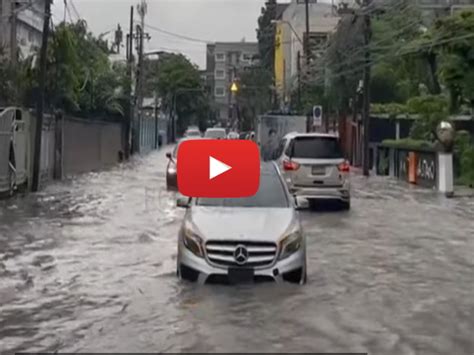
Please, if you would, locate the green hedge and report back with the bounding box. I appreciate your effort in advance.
[381,138,436,151]
[454,130,474,187]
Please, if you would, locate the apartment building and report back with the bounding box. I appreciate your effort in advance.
[275,0,339,104]
[0,0,45,60]
[206,41,259,124]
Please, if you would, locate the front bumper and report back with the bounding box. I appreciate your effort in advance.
[177,238,306,285]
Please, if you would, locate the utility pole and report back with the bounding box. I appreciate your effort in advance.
[133,0,150,150]
[297,50,302,111]
[32,0,52,192]
[304,0,310,67]
[124,5,134,159]
[362,0,372,177]
[10,0,17,66]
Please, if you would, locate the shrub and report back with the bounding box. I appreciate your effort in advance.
[407,95,449,140]
[382,138,436,151]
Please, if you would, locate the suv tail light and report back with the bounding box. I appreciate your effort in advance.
[283,160,300,171]
[338,161,350,172]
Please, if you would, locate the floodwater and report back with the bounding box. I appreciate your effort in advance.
[1,149,473,354]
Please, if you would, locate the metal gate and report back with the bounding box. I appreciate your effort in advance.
[0,107,29,196]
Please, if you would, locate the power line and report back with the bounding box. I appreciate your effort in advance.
[68,0,82,22]
[143,23,213,44]
[301,31,474,87]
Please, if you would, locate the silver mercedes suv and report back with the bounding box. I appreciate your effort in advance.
[176,162,306,285]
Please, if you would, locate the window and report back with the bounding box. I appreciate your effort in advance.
[215,69,225,79]
[215,53,225,62]
[215,87,225,97]
[241,53,253,62]
[289,137,343,159]
[196,170,289,208]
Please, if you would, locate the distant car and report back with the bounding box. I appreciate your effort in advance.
[239,132,248,139]
[227,131,239,140]
[275,132,351,210]
[245,131,255,141]
[166,137,202,191]
[176,162,306,285]
[184,129,201,138]
[204,128,227,139]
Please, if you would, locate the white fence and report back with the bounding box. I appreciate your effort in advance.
[0,108,30,195]
[0,108,57,196]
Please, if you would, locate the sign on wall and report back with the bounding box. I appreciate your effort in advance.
[313,105,322,127]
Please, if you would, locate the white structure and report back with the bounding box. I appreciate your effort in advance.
[438,152,454,196]
[0,0,45,60]
[280,0,340,99]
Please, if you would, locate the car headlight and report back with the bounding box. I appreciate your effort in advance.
[182,222,204,258]
[278,231,302,260]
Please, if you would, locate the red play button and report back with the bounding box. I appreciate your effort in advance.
[177,140,260,198]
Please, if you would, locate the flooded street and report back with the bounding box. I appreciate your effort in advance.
[1,148,473,354]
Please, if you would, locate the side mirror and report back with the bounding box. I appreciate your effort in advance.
[166,152,172,159]
[177,196,191,208]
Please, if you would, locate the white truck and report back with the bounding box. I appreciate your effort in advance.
[256,114,308,161]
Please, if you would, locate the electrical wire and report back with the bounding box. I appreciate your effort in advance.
[143,23,213,44]
[68,0,82,22]
[300,31,474,87]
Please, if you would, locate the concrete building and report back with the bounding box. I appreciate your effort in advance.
[275,0,340,105]
[0,0,45,61]
[206,41,259,125]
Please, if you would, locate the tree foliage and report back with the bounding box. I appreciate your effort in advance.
[407,95,449,140]
[432,10,474,112]
[236,67,273,130]
[150,53,210,134]
[1,20,126,118]
[256,0,277,73]
[325,14,365,112]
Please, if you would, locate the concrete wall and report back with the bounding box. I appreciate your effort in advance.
[63,117,123,176]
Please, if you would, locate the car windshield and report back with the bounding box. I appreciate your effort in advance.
[291,137,343,159]
[197,171,289,208]
[186,130,200,136]
[205,130,226,138]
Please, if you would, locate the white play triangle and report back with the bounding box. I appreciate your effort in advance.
[209,156,232,180]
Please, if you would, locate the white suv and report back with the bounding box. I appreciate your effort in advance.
[275,132,351,210]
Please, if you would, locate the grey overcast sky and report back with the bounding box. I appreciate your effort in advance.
[52,0,268,69]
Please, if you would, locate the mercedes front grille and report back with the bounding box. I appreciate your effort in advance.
[205,240,277,268]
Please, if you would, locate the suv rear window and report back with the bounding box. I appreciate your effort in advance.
[290,137,342,159]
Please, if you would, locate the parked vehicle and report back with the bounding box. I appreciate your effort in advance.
[176,162,306,285]
[166,137,203,191]
[227,131,239,140]
[204,128,227,139]
[239,132,249,139]
[275,132,351,210]
[184,129,201,138]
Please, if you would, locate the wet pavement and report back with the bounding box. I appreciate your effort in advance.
[0,148,473,354]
